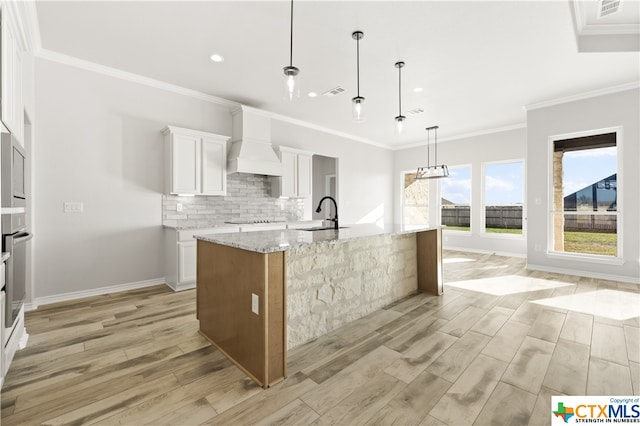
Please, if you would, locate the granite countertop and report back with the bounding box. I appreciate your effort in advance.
[196,223,439,253]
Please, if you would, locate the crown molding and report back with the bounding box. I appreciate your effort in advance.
[392,123,527,151]
[21,0,42,53]
[252,108,391,150]
[33,49,388,149]
[35,48,240,109]
[525,81,640,111]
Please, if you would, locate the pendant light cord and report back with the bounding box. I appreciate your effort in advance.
[356,36,360,96]
[289,0,294,67]
[398,66,402,116]
[427,128,430,167]
[435,126,438,167]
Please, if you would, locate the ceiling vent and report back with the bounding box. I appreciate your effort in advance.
[323,86,346,97]
[597,0,621,18]
[407,108,425,115]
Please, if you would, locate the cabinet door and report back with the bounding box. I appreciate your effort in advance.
[178,241,197,284]
[280,151,297,197]
[172,134,200,194]
[1,18,15,132]
[201,137,226,196]
[296,154,312,198]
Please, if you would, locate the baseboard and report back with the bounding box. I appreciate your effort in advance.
[28,277,167,310]
[443,245,527,259]
[165,281,196,292]
[526,263,640,285]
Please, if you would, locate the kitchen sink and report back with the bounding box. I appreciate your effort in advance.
[300,227,349,231]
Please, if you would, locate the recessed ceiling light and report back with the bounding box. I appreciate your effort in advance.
[308,92,318,98]
[413,87,423,93]
[209,54,224,63]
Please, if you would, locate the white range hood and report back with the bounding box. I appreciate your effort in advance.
[227,105,283,176]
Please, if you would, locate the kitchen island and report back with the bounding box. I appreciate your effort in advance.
[196,223,442,388]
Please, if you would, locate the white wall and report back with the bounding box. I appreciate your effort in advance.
[271,121,394,226]
[526,88,640,283]
[312,155,336,221]
[33,58,232,300]
[394,127,527,256]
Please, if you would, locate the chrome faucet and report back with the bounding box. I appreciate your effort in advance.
[315,196,338,230]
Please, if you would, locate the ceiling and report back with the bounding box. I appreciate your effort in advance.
[35,1,640,149]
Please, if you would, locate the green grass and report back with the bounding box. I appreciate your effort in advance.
[444,225,471,231]
[485,227,522,235]
[564,231,617,256]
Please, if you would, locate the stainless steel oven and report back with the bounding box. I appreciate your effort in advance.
[1,132,30,328]
[3,231,31,327]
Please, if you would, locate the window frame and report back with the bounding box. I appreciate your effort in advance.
[546,126,624,262]
[481,159,526,240]
[440,164,473,234]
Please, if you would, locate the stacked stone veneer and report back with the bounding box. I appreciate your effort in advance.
[162,173,305,228]
[286,233,418,349]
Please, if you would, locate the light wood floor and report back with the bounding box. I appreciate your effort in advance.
[2,251,639,425]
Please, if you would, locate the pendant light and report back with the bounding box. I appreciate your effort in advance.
[283,0,299,100]
[394,61,406,135]
[416,126,449,179]
[352,31,365,122]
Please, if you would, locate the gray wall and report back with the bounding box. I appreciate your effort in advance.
[394,127,527,256]
[33,58,233,300]
[526,88,639,282]
[33,58,395,301]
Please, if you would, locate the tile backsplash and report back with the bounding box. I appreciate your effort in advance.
[162,173,305,228]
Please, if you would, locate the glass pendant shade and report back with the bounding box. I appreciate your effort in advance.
[395,115,406,136]
[283,66,300,100]
[352,96,365,122]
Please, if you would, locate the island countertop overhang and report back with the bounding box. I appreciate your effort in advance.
[195,223,441,253]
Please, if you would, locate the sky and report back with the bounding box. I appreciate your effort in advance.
[439,147,617,205]
[441,162,524,205]
[563,147,617,196]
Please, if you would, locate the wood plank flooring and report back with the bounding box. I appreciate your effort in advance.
[2,250,639,425]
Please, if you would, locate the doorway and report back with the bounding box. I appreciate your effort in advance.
[312,155,338,221]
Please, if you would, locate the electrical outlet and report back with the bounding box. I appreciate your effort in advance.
[251,293,259,315]
[63,201,84,213]
[176,203,183,212]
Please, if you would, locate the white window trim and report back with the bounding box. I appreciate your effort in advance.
[546,126,624,261]
[480,159,526,240]
[440,164,473,233]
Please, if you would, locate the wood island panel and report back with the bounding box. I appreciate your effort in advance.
[196,240,285,388]
[416,228,443,295]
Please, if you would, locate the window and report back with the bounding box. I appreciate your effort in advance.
[483,161,524,235]
[440,165,471,232]
[551,132,618,257]
[402,171,429,227]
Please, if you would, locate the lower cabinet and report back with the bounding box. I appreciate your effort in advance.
[165,222,322,292]
[165,226,240,291]
[177,241,197,284]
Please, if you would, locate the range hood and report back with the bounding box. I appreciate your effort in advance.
[227,105,283,176]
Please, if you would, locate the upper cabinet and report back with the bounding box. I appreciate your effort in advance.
[162,126,230,196]
[272,146,312,198]
[1,5,24,143]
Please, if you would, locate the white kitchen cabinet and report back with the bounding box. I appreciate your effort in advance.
[164,226,240,291]
[1,5,24,144]
[162,126,229,196]
[272,146,313,198]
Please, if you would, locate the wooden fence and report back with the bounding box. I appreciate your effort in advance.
[442,206,617,233]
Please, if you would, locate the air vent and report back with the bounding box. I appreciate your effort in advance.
[407,108,425,116]
[597,0,621,18]
[322,86,346,97]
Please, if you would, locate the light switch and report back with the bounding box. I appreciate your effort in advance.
[63,201,84,213]
[251,293,259,315]
[176,203,183,212]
